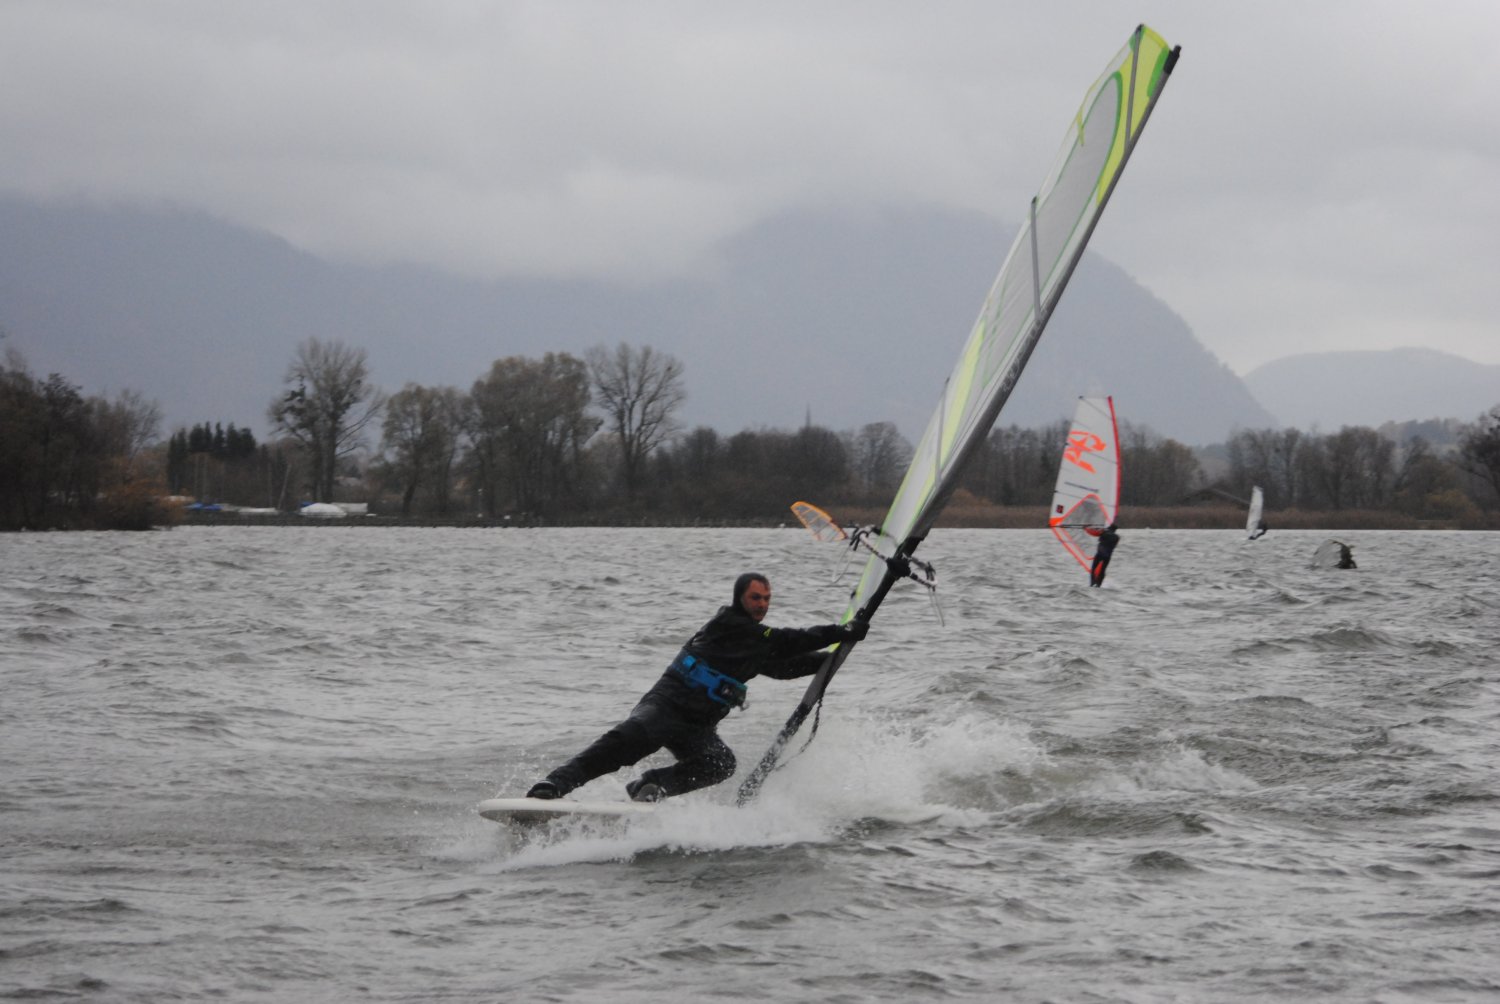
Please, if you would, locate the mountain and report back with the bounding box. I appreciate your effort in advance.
[1244,348,1500,431]
[0,197,1275,446]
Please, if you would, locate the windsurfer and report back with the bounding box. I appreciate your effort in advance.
[525,573,866,803]
[1337,542,1356,569]
[1250,520,1269,540]
[1086,523,1120,586]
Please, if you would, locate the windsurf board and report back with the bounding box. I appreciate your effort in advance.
[477,796,657,824]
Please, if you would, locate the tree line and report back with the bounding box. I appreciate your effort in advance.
[1,349,166,530]
[3,336,1499,531]
[1218,423,1497,522]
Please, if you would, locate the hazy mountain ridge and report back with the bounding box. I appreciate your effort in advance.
[3,197,1476,450]
[1245,348,1500,431]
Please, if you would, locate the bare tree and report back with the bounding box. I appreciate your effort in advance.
[1120,423,1203,505]
[1268,428,1304,506]
[267,338,385,503]
[784,423,850,502]
[1392,437,1472,519]
[849,421,912,497]
[381,383,465,516]
[1458,404,1500,508]
[659,426,725,514]
[92,388,162,472]
[469,353,597,516]
[1227,428,1276,497]
[1319,426,1395,509]
[586,343,685,504]
[962,421,1066,507]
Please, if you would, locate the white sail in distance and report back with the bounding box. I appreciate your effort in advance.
[1246,486,1265,539]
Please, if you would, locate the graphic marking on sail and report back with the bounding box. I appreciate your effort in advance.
[736,25,1181,804]
[1049,396,1121,571]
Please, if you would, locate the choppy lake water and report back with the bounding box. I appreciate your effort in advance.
[2,526,1498,1002]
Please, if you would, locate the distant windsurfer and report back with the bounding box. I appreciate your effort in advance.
[1250,520,1268,540]
[524,573,866,803]
[1086,523,1120,586]
[1337,542,1356,569]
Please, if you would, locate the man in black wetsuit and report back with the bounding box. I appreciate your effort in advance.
[1087,523,1120,586]
[525,572,866,803]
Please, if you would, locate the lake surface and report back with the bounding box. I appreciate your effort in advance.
[2,526,1497,1002]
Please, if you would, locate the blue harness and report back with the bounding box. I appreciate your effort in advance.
[670,651,748,709]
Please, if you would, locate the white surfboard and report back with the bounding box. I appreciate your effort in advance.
[477,796,658,824]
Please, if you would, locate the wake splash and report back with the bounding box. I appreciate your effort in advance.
[436,702,1265,870]
[449,713,1050,869]
[431,706,1261,870]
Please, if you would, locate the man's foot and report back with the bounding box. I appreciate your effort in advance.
[626,779,665,803]
[526,781,561,800]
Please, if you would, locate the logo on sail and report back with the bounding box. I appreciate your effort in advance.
[1064,431,1107,473]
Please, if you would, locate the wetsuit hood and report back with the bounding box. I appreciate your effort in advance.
[732,572,768,614]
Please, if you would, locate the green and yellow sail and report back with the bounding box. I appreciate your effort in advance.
[738,25,1181,803]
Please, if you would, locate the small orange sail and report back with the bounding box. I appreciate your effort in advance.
[790,500,847,543]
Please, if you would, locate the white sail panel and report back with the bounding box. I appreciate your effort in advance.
[1246,486,1265,539]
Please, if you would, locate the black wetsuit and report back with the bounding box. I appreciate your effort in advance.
[1090,527,1120,586]
[540,606,845,798]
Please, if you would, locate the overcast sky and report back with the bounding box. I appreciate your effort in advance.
[3,1,1498,374]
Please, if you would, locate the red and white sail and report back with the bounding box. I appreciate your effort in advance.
[1048,396,1121,571]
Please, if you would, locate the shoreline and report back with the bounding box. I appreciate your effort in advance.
[160,504,1495,532]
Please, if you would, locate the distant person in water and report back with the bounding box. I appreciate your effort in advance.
[1337,542,1356,569]
[525,573,866,803]
[1250,519,1269,540]
[1086,523,1120,586]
